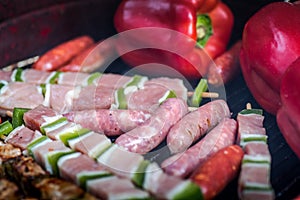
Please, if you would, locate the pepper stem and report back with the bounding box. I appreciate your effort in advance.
[196,14,213,48]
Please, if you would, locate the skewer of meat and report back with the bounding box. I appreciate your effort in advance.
[4,125,151,200]
[0,77,205,116]
[21,105,204,199]
[236,104,274,200]
[167,99,231,154]
[161,118,237,178]
[0,142,97,199]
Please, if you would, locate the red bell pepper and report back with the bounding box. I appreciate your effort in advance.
[114,0,233,79]
[240,1,300,115]
[277,58,300,158]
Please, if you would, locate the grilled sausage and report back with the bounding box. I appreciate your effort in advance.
[33,35,94,71]
[191,145,244,200]
[207,40,242,86]
[59,40,116,73]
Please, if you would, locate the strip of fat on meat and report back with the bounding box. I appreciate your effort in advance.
[161,118,237,178]
[167,99,231,154]
[115,98,188,154]
[87,176,149,200]
[63,109,151,136]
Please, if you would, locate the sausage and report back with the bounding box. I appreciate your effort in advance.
[162,118,237,178]
[59,39,116,73]
[207,40,242,86]
[115,98,188,154]
[167,99,231,154]
[191,145,244,200]
[33,35,94,71]
[63,109,151,136]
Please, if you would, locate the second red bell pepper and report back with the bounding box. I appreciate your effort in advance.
[240,1,300,115]
[113,0,233,79]
[277,58,300,158]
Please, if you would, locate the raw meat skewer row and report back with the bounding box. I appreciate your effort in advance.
[0,143,97,200]
[4,125,151,200]
[237,104,274,200]
[0,74,191,114]
[21,105,204,199]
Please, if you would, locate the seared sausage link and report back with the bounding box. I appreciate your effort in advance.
[33,35,94,71]
[207,40,242,86]
[191,145,244,200]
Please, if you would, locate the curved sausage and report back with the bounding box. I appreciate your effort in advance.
[63,109,151,136]
[115,98,188,154]
[162,118,237,178]
[191,145,244,200]
[207,40,242,86]
[59,40,116,73]
[167,99,231,154]
[33,35,94,71]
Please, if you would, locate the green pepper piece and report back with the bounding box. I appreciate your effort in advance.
[59,128,91,146]
[48,71,62,84]
[0,81,7,91]
[40,117,68,135]
[132,160,150,188]
[77,171,113,188]
[191,78,208,107]
[47,150,74,176]
[0,121,13,137]
[12,107,30,128]
[125,75,147,88]
[158,90,177,105]
[86,72,102,85]
[27,136,49,157]
[115,88,127,109]
[172,181,204,200]
[239,108,263,115]
[13,68,24,82]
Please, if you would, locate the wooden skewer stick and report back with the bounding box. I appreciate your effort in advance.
[6,111,13,118]
[2,56,39,71]
[187,91,219,98]
[246,103,252,110]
